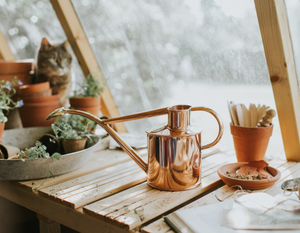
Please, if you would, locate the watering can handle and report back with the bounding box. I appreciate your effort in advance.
[191,107,224,150]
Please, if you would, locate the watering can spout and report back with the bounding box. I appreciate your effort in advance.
[46,107,68,120]
[46,107,149,173]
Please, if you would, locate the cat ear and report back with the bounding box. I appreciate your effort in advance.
[40,37,51,51]
[63,40,70,50]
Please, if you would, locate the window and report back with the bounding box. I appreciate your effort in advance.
[72,0,284,158]
[0,0,84,85]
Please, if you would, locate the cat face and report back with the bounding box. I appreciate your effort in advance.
[37,38,72,76]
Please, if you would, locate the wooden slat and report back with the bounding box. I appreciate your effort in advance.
[0,181,129,233]
[18,146,147,191]
[38,159,147,208]
[201,150,236,177]
[0,29,15,60]
[83,151,235,231]
[254,0,300,161]
[50,0,126,132]
[84,183,153,216]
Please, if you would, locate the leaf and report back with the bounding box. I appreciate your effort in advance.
[51,152,62,160]
[49,171,55,178]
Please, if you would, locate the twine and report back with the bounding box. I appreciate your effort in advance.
[215,181,300,214]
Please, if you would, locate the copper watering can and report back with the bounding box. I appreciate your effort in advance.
[46,105,223,191]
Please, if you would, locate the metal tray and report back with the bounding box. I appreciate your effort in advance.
[0,127,100,181]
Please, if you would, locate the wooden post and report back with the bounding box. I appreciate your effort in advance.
[37,214,61,233]
[50,0,127,132]
[0,30,15,60]
[254,0,300,161]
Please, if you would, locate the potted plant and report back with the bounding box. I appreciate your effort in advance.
[0,77,23,141]
[53,113,96,133]
[69,73,104,116]
[16,140,61,161]
[0,59,34,130]
[51,120,92,154]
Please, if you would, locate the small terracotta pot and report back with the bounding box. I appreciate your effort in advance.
[18,82,51,97]
[69,96,101,116]
[61,137,87,154]
[18,95,61,127]
[0,144,20,159]
[230,124,273,162]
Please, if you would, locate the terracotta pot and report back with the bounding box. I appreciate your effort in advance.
[61,137,87,154]
[17,82,51,97]
[0,122,4,143]
[0,59,34,85]
[230,124,273,162]
[0,60,34,129]
[21,94,60,104]
[217,162,281,190]
[0,144,20,159]
[69,96,101,116]
[18,95,61,127]
[0,59,34,74]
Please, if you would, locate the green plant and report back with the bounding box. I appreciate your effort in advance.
[53,114,96,132]
[17,140,62,191]
[0,77,23,123]
[18,140,62,161]
[51,121,91,140]
[72,73,105,97]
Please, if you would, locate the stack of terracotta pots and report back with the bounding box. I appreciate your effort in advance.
[0,59,34,129]
[17,82,61,127]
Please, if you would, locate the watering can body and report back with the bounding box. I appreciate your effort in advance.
[147,124,202,190]
[46,105,223,191]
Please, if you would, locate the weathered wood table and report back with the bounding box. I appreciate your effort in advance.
[0,137,293,233]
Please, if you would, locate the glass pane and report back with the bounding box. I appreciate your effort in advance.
[0,0,84,86]
[285,0,300,87]
[72,0,284,158]
[1,1,286,159]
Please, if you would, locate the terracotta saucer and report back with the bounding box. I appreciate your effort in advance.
[217,162,281,190]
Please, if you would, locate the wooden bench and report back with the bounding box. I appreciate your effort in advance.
[0,138,292,233]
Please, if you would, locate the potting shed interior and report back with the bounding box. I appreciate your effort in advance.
[1,0,300,233]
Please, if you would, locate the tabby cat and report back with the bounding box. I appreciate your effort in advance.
[35,37,73,107]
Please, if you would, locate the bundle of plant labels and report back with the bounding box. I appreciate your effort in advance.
[227,101,276,127]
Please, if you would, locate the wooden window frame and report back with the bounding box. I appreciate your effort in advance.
[0,30,15,60]
[254,0,300,161]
